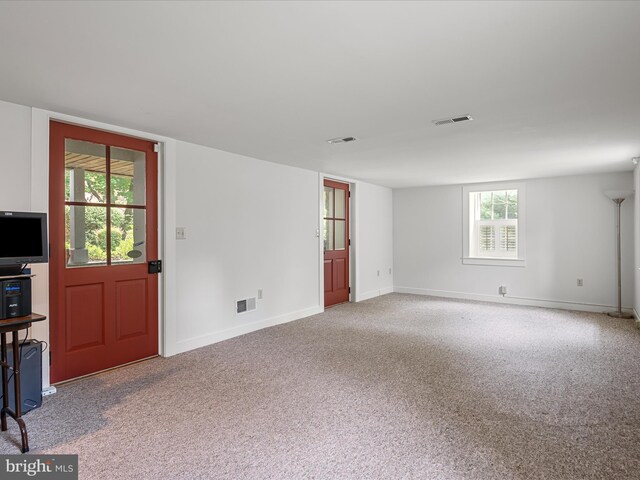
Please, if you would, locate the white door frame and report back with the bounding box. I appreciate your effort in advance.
[30,108,178,387]
[318,173,359,308]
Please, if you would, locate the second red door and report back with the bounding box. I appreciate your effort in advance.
[323,179,350,307]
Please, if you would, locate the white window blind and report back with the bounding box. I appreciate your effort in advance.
[471,190,518,259]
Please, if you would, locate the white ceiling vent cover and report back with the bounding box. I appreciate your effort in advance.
[236,297,257,314]
[432,115,473,126]
[327,136,357,144]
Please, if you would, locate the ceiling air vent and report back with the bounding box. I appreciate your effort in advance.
[432,115,473,126]
[327,136,357,144]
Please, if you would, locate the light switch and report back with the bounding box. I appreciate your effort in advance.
[176,227,186,240]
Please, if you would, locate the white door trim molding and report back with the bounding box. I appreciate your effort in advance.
[31,108,179,387]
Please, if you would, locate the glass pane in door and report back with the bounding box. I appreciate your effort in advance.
[111,208,146,264]
[335,189,345,219]
[110,147,146,206]
[324,219,334,251]
[65,205,108,266]
[324,187,334,218]
[335,220,346,250]
[65,139,107,203]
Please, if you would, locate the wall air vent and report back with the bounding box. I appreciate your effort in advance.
[432,115,473,126]
[236,297,257,315]
[327,136,357,144]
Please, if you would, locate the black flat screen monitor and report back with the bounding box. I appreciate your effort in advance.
[0,211,48,275]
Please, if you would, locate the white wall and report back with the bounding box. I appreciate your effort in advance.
[353,181,394,300]
[171,141,322,353]
[394,172,635,312]
[0,100,31,210]
[0,101,51,387]
[634,165,639,320]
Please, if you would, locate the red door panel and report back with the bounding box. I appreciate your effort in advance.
[65,283,105,352]
[334,258,347,290]
[323,180,350,307]
[115,279,148,340]
[49,121,158,383]
[324,260,333,293]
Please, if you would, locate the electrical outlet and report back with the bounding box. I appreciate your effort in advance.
[258,289,263,299]
[577,278,583,287]
[176,227,186,240]
[377,270,380,277]
[499,285,507,295]
[389,267,392,275]
[42,386,57,397]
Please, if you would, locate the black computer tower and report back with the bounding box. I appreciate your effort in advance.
[4,340,42,414]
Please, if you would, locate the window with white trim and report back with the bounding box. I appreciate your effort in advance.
[462,183,525,267]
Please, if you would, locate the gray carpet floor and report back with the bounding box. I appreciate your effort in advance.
[1,293,639,479]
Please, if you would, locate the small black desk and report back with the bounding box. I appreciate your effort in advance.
[0,313,46,453]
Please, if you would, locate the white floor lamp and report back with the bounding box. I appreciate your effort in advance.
[604,190,634,319]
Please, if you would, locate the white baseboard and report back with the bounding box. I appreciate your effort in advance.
[174,305,323,355]
[380,286,394,295]
[394,286,634,314]
[356,286,394,302]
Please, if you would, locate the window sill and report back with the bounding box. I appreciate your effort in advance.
[462,257,526,267]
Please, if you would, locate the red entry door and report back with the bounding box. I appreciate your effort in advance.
[323,179,350,307]
[49,121,159,383]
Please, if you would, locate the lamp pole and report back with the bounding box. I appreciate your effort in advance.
[608,197,633,319]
